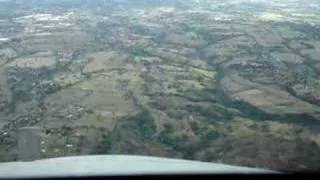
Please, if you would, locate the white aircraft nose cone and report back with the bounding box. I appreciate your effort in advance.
[0,155,277,178]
